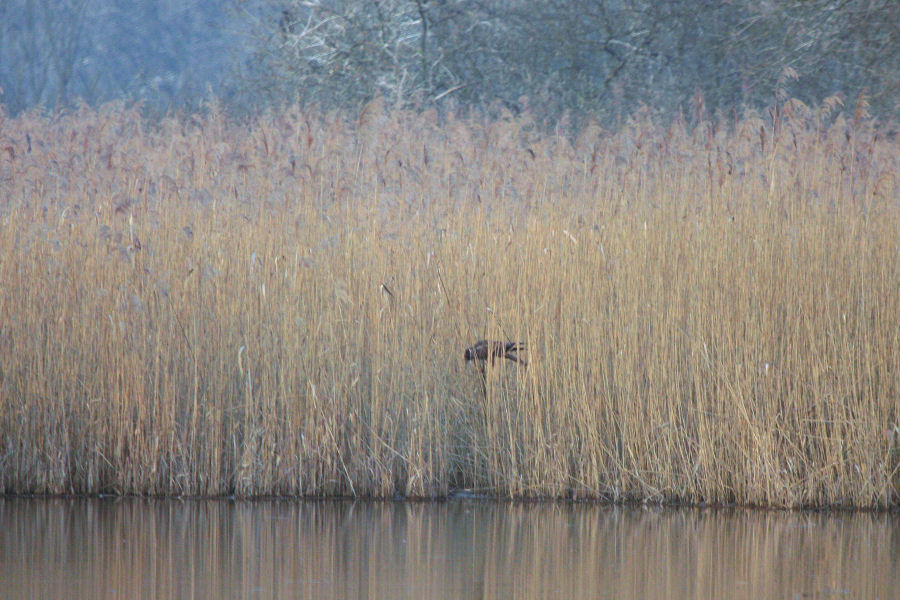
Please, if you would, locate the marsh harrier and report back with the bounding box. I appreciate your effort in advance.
[464,340,527,366]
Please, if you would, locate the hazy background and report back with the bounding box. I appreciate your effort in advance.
[1,0,898,123]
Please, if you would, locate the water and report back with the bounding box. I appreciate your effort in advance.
[1,497,897,599]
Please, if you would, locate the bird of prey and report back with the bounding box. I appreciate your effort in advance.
[464,340,527,366]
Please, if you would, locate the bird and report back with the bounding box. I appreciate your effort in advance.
[464,340,527,366]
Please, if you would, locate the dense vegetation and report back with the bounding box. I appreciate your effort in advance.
[0,98,897,507]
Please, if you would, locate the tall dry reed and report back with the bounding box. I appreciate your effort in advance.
[0,98,897,506]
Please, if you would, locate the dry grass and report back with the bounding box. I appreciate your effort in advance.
[0,98,897,507]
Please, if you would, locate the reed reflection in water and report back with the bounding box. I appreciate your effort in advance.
[1,498,898,600]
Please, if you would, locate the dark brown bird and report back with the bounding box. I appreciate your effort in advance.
[464,340,527,366]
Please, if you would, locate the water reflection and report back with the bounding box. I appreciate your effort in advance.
[1,497,898,599]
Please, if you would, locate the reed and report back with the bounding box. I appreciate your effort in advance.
[0,99,897,507]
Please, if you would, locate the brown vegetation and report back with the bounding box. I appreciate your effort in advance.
[0,98,897,507]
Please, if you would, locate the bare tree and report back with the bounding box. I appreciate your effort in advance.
[235,0,499,110]
[0,0,92,112]
[0,0,237,116]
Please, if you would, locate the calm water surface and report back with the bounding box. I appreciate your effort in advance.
[1,497,898,599]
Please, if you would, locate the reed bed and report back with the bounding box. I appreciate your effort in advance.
[0,99,897,507]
